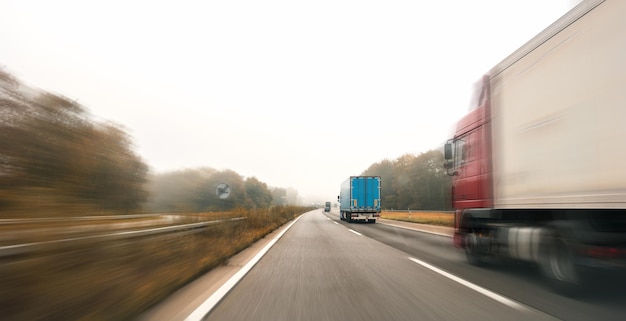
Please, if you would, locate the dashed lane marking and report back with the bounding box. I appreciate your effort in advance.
[408,257,529,312]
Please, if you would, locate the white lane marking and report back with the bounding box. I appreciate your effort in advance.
[349,229,362,236]
[381,221,452,238]
[185,215,303,321]
[333,222,339,225]
[408,257,528,312]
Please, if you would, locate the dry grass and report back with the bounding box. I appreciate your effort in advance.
[380,211,453,227]
[0,206,309,321]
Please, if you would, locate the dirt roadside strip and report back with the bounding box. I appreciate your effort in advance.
[138,212,454,321]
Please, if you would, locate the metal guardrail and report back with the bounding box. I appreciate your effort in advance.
[0,217,246,257]
[0,213,167,225]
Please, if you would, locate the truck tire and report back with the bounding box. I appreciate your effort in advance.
[464,229,486,266]
[368,219,375,224]
[462,217,488,266]
[541,235,582,295]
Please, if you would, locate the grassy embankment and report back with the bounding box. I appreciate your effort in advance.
[0,206,310,321]
[380,211,454,227]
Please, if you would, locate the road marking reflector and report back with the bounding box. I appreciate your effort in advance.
[408,257,528,312]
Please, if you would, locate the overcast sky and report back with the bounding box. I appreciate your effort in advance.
[1,0,580,203]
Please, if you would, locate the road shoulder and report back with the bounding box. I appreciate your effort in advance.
[137,218,298,321]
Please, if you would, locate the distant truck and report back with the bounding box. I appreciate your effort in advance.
[338,176,381,223]
[324,202,331,212]
[443,0,626,291]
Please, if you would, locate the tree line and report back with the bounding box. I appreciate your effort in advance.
[144,168,301,213]
[0,69,148,216]
[360,150,452,211]
[1,67,449,216]
[0,69,300,217]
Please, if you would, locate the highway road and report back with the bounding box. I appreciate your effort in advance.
[142,209,626,321]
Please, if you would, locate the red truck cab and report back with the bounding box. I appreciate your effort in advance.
[444,76,493,248]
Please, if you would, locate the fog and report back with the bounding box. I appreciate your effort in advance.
[0,0,580,203]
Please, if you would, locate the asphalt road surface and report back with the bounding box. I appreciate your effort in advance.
[204,210,551,321]
[142,209,626,321]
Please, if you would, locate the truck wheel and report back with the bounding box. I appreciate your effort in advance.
[540,234,585,296]
[464,229,485,266]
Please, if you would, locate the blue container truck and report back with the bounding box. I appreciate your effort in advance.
[338,176,381,223]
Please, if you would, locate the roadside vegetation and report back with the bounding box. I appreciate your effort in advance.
[361,152,453,211]
[0,207,310,321]
[0,69,147,218]
[380,211,454,227]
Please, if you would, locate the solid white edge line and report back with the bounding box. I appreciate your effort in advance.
[348,229,362,236]
[407,257,528,312]
[185,215,303,321]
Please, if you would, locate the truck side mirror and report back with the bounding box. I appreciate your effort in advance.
[337,195,340,201]
[444,142,453,160]
[443,142,458,176]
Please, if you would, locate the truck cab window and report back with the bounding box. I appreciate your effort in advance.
[455,139,466,168]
